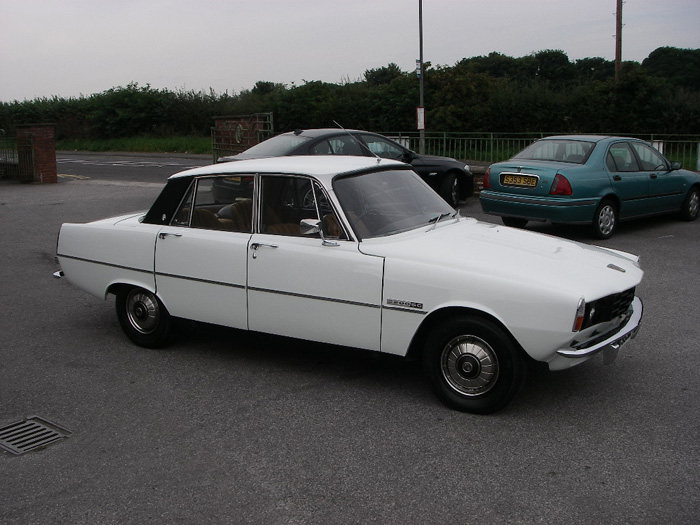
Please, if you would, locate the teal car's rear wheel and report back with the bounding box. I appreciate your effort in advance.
[592,199,617,239]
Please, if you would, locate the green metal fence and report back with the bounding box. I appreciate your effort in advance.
[382,131,700,171]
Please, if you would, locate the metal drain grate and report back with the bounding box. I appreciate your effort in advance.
[0,416,71,455]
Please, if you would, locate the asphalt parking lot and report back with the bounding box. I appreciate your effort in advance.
[1,156,699,524]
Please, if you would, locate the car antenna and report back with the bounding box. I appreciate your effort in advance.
[332,120,382,164]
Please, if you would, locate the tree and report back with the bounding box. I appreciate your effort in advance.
[642,47,700,89]
[364,63,404,87]
[575,57,615,83]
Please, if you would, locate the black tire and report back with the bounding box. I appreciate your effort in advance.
[116,287,172,348]
[592,199,617,239]
[502,217,528,228]
[423,316,527,414]
[681,187,699,221]
[439,172,460,208]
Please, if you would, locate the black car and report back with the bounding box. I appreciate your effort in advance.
[218,129,473,207]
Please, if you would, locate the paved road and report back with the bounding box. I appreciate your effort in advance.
[56,151,210,183]
[1,153,698,524]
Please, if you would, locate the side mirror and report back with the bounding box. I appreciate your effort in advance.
[670,161,682,170]
[300,218,321,236]
[402,150,416,163]
[300,218,339,247]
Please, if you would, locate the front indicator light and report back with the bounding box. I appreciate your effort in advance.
[573,297,586,332]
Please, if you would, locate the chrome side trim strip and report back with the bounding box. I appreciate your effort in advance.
[247,286,380,310]
[155,272,245,289]
[56,254,152,275]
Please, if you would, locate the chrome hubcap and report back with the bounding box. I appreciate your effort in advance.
[598,205,615,235]
[441,335,499,396]
[126,290,159,334]
[451,179,459,206]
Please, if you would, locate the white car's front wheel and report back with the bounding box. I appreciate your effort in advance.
[423,316,527,414]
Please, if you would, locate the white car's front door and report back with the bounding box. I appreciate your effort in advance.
[247,174,384,351]
[247,233,383,351]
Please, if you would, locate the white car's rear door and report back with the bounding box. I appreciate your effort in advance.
[154,227,250,330]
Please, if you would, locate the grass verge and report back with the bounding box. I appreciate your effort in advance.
[56,136,212,155]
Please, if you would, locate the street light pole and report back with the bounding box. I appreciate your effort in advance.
[418,0,425,154]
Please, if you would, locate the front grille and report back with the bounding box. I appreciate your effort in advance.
[583,288,636,330]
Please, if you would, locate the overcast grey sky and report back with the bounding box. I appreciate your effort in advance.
[1,0,699,102]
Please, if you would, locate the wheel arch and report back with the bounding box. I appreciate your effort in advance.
[601,192,620,210]
[593,193,620,220]
[106,280,157,300]
[405,306,526,361]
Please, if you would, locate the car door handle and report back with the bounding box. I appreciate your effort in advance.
[650,174,657,179]
[612,175,622,181]
[251,242,278,250]
[250,242,278,259]
[158,232,183,239]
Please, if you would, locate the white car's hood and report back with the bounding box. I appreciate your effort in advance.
[359,217,642,299]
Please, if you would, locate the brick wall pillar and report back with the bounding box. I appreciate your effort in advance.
[15,124,58,184]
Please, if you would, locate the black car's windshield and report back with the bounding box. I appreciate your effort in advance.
[513,139,595,164]
[334,169,455,239]
[239,134,311,157]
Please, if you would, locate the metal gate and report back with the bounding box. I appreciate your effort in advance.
[0,129,19,179]
[211,112,274,162]
[0,129,35,182]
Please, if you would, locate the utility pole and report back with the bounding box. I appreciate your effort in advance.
[418,0,425,154]
[615,0,623,82]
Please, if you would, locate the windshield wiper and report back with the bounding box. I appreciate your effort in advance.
[428,211,457,231]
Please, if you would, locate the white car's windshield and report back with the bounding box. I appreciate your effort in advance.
[334,169,455,239]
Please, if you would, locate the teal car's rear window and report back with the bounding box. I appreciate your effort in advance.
[513,140,595,164]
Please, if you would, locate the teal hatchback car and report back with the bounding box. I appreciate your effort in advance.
[480,135,700,239]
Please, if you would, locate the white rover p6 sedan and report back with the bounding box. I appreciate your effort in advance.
[55,156,643,414]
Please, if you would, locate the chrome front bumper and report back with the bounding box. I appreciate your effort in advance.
[557,297,643,364]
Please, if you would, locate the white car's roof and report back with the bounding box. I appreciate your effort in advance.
[171,155,407,183]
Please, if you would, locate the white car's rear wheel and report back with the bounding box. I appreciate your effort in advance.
[423,316,526,414]
[116,287,171,348]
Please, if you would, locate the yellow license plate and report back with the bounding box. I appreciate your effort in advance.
[502,174,537,187]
